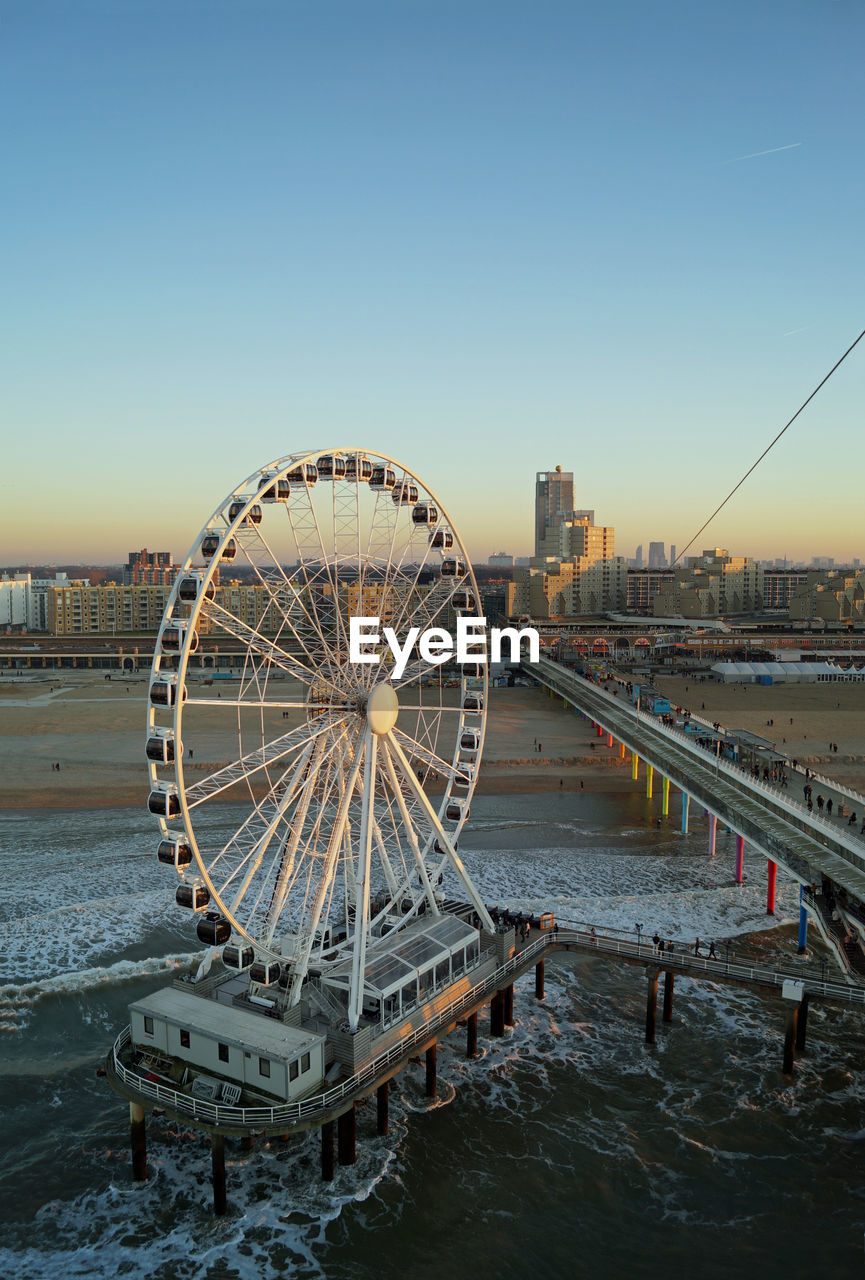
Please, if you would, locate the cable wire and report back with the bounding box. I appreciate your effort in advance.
[673,326,865,565]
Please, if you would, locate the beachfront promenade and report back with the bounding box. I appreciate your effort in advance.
[529,655,865,947]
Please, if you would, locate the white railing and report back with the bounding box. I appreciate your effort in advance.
[110,923,865,1130]
[110,935,548,1130]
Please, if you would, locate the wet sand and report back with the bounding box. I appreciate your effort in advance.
[1,669,863,809]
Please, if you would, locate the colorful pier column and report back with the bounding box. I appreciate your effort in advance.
[632,753,640,781]
[596,724,603,738]
[620,742,626,759]
[681,793,690,834]
[646,765,654,799]
[708,814,717,857]
[798,885,809,954]
[735,835,744,884]
[606,732,613,747]
[661,777,670,816]
[766,860,777,915]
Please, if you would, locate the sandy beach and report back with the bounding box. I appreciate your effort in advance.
[1,669,863,810]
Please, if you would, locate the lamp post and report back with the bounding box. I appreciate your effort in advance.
[636,923,643,950]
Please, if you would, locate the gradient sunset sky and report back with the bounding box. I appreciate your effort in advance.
[3,1,863,565]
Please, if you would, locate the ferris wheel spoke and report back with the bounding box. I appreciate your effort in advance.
[261,736,339,945]
[300,481,350,658]
[380,531,439,640]
[217,739,318,911]
[197,596,336,694]
[347,730,377,1030]
[386,732,494,930]
[183,714,349,809]
[286,730,368,1005]
[380,739,441,915]
[393,727,469,784]
[237,520,341,682]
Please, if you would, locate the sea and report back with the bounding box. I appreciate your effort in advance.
[2,789,865,1280]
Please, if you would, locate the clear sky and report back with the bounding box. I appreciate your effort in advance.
[2,0,863,566]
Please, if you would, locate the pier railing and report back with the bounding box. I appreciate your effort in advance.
[108,923,865,1132]
[533,657,865,875]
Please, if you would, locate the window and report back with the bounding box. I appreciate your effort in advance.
[143,1016,153,1035]
[289,1060,299,1081]
[259,1057,271,1078]
[301,1052,310,1073]
[180,1029,190,1048]
[218,1043,229,1063]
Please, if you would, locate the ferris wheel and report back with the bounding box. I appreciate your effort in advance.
[146,449,495,1031]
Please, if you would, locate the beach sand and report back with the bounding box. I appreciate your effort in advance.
[1,669,863,809]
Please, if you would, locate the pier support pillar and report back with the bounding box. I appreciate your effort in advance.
[646,765,654,800]
[606,732,613,747]
[337,1106,357,1166]
[129,1102,147,1183]
[735,835,745,884]
[490,991,505,1037]
[632,753,639,781]
[783,1007,798,1074]
[321,1120,335,1181]
[645,970,659,1044]
[681,792,690,834]
[767,860,777,914]
[795,997,809,1052]
[708,814,717,858]
[620,742,626,759]
[376,1081,389,1136]
[503,983,514,1027]
[596,724,603,737]
[211,1132,227,1216]
[466,1011,478,1058]
[535,958,545,1000]
[798,887,809,954]
[425,1044,437,1098]
[661,776,670,816]
[663,971,674,1023]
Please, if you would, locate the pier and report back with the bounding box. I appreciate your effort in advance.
[106,916,865,1210]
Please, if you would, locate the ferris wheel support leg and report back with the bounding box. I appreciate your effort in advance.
[348,731,376,1032]
[380,741,440,916]
[386,733,495,932]
[129,1102,147,1183]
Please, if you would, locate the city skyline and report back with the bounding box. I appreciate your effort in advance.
[2,2,863,565]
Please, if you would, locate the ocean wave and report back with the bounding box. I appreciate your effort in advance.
[0,952,199,1035]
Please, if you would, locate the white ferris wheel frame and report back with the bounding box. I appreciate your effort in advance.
[146,448,495,1031]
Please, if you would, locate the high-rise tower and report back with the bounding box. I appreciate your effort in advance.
[534,467,574,554]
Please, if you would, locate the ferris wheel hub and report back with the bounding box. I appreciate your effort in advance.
[365,682,399,736]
